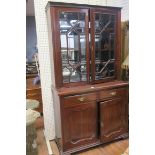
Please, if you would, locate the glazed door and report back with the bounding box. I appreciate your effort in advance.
[51,7,90,88]
[90,8,121,83]
[62,101,98,151]
[99,97,127,142]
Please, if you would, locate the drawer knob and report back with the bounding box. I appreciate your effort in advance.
[77,97,85,102]
[110,92,116,96]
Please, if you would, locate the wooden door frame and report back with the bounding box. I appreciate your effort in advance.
[90,8,121,84]
[50,7,90,88]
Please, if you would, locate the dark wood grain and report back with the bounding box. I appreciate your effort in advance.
[46,2,128,155]
[99,97,128,143]
[50,7,63,88]
[46,2,122,11]
[47,3,122,88]
[53,82,128,154]
[62,101,98,151]
[90,8,121,84]
[115,9,121,80]
[49,7,90,88]
[99,87,128,101]
[56,80,128,96]
[63,93,97,108]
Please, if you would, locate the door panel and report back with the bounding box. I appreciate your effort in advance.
[53,7,90,87]
[90,8,121,83]
[62,101,98,151]
[100,97,127,142]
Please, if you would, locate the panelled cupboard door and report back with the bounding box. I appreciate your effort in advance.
[62,101,98,151]
[99,97,127,142]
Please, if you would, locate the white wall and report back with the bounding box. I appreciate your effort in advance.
[34,0,128,140]
[107,0,128,21]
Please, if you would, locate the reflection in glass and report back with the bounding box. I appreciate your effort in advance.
[94,13,116,80]
[59,12,87,83]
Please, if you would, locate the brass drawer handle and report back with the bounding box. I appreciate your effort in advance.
[110,92,116,96]
[77,97,86,102]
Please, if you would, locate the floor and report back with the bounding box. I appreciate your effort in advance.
[35,116,129,155]
[77,139,128,155]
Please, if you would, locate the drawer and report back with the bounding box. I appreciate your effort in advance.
[26,88,41,100]
[26,88,41,95]
[63,93,97,108]
[26,92,41,99]
[99,88,128,100]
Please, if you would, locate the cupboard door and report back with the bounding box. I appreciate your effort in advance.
[62,101,98,151]
[100,97,127,142]
[51,7,90,87]
[90,8,121,83]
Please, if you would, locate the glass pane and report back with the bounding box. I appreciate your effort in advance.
[60,34,67,48]
[94,13,116,80]
[59,11,87,83]
[80,35,86,61]
[68,50,80,64]
[67,31,79,50]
